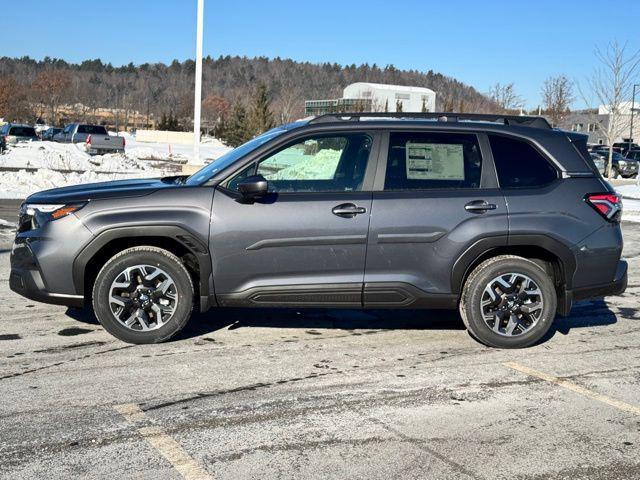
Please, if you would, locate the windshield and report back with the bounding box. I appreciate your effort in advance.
[185,127,288,185]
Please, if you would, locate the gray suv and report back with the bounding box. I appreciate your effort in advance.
[9,113,627,348]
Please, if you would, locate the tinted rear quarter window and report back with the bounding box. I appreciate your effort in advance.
[489,135,557,188]
[78,125,108,134]
[9,126,37,137]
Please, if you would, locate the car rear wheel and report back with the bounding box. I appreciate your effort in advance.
[92,246,193,344]
[460,255,557,348]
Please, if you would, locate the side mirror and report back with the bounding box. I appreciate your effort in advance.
[238,175,268,200]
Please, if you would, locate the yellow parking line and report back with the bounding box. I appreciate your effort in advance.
[114,403,213,480]
[503,362,640,416]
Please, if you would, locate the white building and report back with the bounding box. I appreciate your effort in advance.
[343,82,436,113]
[305,82,437,115]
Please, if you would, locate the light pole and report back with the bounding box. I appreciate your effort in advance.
[192,0,204,165]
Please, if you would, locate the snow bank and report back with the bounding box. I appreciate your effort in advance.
[0,133,231,199]
[0,168,160,199]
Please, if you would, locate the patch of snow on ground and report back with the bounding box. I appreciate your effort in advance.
[616,184,640,200]
[0,218,16,229]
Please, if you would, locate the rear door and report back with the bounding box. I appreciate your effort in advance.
[210,130,380,307]
[363,129,508,307]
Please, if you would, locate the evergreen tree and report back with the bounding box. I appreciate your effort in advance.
[249,84,275,136]
[158,112,168,130]
[221,100,250,147]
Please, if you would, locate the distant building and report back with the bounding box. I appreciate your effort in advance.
[558,101,637,145]
[305,82,437,116]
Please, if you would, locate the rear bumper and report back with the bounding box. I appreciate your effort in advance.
[560,259,627,315]
[87,147,125,155]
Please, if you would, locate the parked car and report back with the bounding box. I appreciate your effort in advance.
[591,150,638,178]
[0,124,39,150]
[10,112,626,348]
[625,149,640,162]
[54,123,125,155]
[41,127,62,141]
[613,142,639,156]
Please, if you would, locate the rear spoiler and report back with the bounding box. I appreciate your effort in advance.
[564,131,600,177]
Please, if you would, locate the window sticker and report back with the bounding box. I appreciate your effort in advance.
[405,142,465,180]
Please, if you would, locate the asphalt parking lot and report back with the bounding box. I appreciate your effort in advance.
[1,218,639,479]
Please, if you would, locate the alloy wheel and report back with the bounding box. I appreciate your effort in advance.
[480,273,544,337]
[108,264,177,331]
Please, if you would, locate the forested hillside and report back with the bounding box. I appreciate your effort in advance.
[0,55,498,129]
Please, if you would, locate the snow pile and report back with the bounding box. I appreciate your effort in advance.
[0,133,231,199]
[0,169,158,199]
[0,141,94,171]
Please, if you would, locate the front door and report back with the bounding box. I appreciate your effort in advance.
[363,130,508,307]
[210,131,378,308]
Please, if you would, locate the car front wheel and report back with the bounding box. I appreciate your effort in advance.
[460,255,557,348]
[92,246,194,344]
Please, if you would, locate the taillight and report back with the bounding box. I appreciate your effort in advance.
[86,135,91,145]
[585,193,622,222]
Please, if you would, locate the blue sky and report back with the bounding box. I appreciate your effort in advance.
[2,0,639,108]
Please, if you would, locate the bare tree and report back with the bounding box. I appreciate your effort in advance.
[541,75,574,126]
[488,82,524,112]
[31,69,71,124]
[585,41,640,178]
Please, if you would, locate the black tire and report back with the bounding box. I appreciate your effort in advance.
[459,255,557,349]
[92,246,194,344]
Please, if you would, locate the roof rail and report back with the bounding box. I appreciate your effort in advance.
[308,112,552,129]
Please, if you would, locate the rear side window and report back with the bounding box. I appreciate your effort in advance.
[78,125,108,134]
[9,126,37,137]
[384,132,482,190]
[489,135,557,189]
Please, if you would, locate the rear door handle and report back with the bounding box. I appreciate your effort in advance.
[465,200,497,213]
[332,203,367,218]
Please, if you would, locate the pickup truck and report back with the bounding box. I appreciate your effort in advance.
[54,123,125,155]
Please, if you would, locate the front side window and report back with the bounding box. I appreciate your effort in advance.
[384,132,482,190]
[489,135,557,189]
[229,133,372,193]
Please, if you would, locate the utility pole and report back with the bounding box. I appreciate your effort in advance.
[192,0,204,165]
[630,83,638,153]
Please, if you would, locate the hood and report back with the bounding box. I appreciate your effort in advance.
[25,176,188,204]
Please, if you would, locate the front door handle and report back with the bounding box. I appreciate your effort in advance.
[465,200,497,213]
[332,203,367,218]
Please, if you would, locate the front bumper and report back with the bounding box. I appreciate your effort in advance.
[618,163,638,177]
[9,239,84,307]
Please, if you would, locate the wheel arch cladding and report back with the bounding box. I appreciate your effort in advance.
[452,234,576,294]
[73,226,211,301]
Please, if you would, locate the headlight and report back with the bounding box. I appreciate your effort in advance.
[618,160,627,167]
[21,203,86,228]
